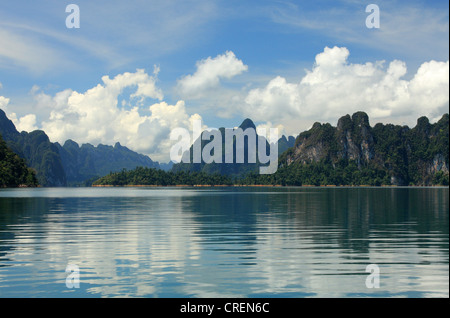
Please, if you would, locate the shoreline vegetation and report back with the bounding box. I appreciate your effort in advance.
[91,184,448,188]
[91,166,449,188]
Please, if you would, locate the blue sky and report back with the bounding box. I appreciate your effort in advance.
[0,0,448,162]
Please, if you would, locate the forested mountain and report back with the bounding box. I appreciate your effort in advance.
[2,107,448,187]
[171,113,449,186]
[0,134,38,187]
[92,112,448,187]
[171,118,296,177]
[56,140,159,186]
[245,112,449,186]
[0,109,160,186]
[0,109,66,186]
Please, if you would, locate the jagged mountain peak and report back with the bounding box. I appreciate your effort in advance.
[239,118,256,130]
[337,114,352,131]
[351,111,370,126]
[0,108,19,138]
[63,139,79,148]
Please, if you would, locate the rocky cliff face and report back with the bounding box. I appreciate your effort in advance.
[337,112,375,163]
[427,154,449,175]
[287,112,377,167]
[284,112,449,186]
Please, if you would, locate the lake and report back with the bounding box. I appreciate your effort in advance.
[0,187,448,298]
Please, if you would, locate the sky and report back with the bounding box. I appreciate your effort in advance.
[0,0,448,163]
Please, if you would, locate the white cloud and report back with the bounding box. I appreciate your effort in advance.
[18,69,202,163]
[0,95,10,119]
[8,113,38,133]
[1,93,39,133]
[408,60,450,120]
[3,46,448,162]
[0,95,8,106]
[256,122,286,141]
[242,46,449,135]
[177,51,248,98]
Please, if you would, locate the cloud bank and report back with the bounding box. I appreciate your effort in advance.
[2,47,448,163]
[243,46,449,134]
[6,69,201,163]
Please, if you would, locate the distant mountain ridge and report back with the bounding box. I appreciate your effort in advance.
[56,140,159,186]
[0,109,160,186]
[171,118,296,177]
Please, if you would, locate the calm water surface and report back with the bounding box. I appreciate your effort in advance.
[0,187,448,298]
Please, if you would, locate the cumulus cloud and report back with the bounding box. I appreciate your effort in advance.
[0,95,9,109]
[3,47,448,161]
[256,122,286,143]
[1,93,39,132]
[11,69,202,163]
[243,46,449,135]
[177,51,248,98]
[8,113,38,132]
